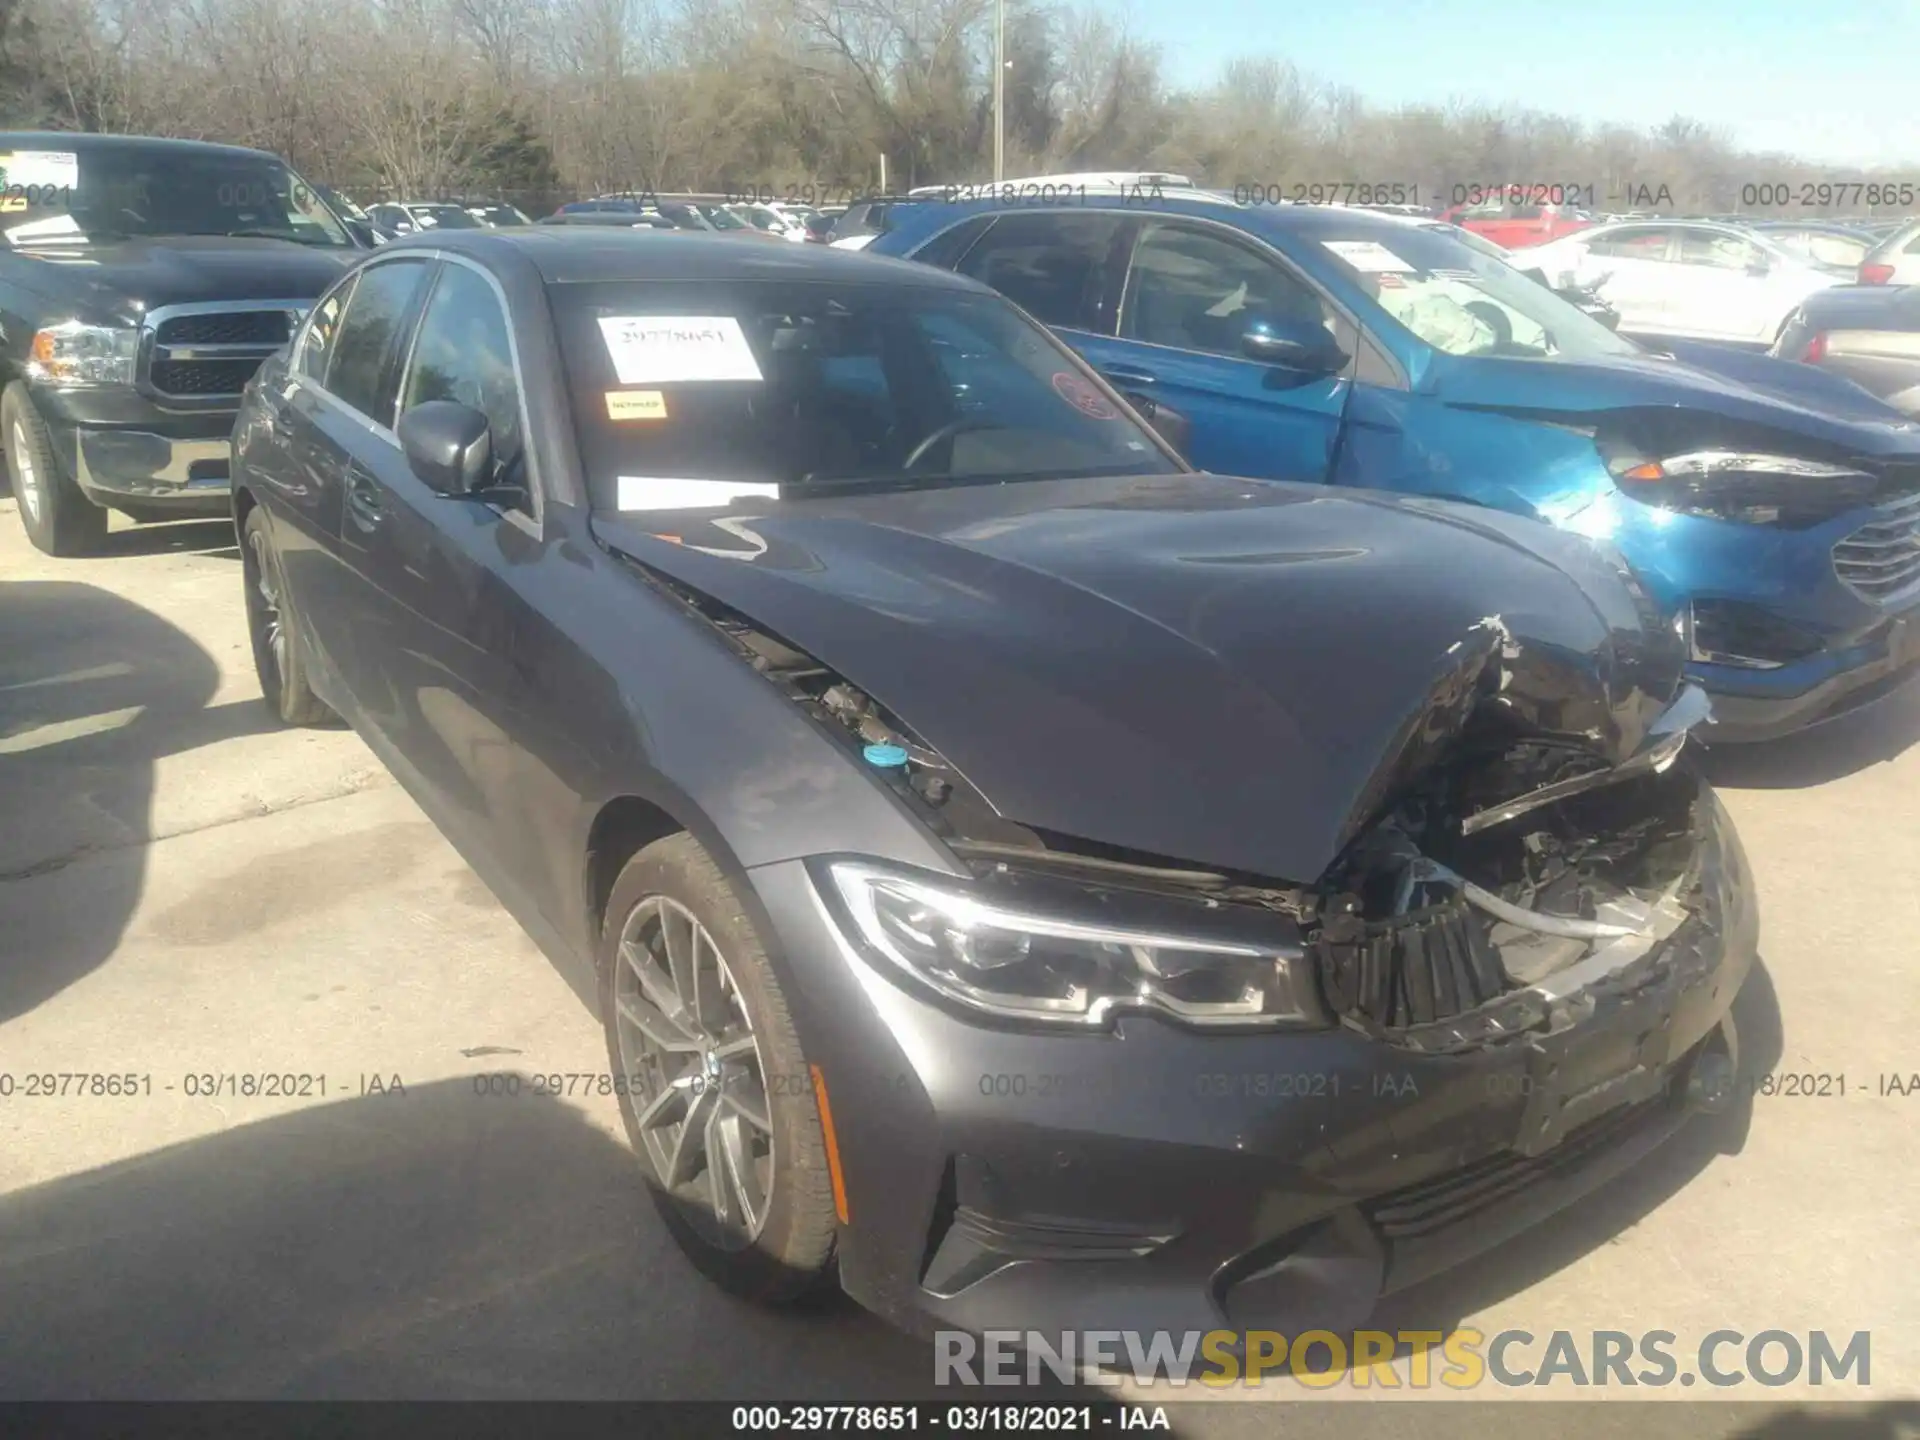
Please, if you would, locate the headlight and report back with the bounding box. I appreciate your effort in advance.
[1607,448,1879,526]
[27,321,139,387]
[824,860,1325,1029]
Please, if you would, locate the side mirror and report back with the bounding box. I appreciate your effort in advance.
[1125,393,1191,459]
[397,401,493,497]
[1240,315,1347,375]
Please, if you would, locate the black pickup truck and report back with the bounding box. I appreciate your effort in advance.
[0,132,368,555]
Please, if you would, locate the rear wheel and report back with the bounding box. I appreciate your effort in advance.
[241,505,333,726]
[4,382,106,557]
[600,834,839,1303]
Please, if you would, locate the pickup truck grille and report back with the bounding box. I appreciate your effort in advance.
[1833,489,1920,606]
[141,303,304,401]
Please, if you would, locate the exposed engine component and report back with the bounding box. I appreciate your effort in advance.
[1311,747,1709,1052]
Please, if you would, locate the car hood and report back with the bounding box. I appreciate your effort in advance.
[1435,343,1920,453]
[13,236,354,321]
[593,473,1687,884]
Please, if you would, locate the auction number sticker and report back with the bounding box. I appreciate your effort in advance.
[616,476,781,511]
[1320,240,1417,273]
[0,150,79,189]
[598,316,763,385]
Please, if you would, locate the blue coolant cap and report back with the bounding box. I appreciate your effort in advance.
[863,743,910,768]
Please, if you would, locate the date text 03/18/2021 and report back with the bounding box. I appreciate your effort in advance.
[730,1405,1170,1432]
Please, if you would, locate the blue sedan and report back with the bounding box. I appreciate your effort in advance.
[872,194,1920,740]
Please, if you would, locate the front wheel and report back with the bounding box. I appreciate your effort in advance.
[4,382,106,557]
[600,834,839,1303]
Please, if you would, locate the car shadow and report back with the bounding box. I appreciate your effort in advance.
[0,581,278,1024]
[1699,677,1920,789]
[96,517,240,560]
[1341,958,1786,1366]
[0,1077,1087,1401]
[1728,1402,1920,1438]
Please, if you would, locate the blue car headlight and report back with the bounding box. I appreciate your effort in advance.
[1609,448,1879,526]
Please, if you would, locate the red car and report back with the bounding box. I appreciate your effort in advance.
[1441,197,1594,249]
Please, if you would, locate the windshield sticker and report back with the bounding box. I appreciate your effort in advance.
[606,390,669,421]
[1321,240,1417,274]
[0,151,79,191]
[598,316,764,385]
[1052,371,1118,419]
[617,476,780,511]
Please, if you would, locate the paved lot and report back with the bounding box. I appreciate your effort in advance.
[2,494,1917,1434]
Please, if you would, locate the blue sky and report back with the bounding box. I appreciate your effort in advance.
[1127,0,1920,167]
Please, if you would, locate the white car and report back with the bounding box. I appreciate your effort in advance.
[730,202,811,242]
[1858,217,1920,286]
[1523,220,1846,344]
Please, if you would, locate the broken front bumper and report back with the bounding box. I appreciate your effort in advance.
[746,789,1757,1342]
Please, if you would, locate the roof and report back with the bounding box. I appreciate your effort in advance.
[381,227,988,289]
[875,191,1471,263]
[0,131,279,162]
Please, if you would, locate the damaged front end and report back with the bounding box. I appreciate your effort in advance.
[1310,701,1721,1058]
[629,552,1745,1084]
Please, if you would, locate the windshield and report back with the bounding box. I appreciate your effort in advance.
[409,205,482,229]
[653,203,713,231]
[1426,223,1510,264]
[554,279,1180,510]
[693,204,748,231]
[1314,226,1640,359]
[470,205,528,226]
[0,143,355,248]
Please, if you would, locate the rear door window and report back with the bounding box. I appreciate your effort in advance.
[1677,230,1764,270]
[323,258,433,424]
[1587,226,1676,261]
[295,278,354,382]
[954,212,1127,332]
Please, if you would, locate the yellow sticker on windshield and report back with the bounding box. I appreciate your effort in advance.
[607,390,669,421]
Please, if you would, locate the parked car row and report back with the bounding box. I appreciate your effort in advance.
[866,178,1920,743]
[0,134,1903,1358]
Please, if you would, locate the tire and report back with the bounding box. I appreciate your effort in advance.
[241,505,334,726]
[600,833,839,1304]
[4,382,106,557]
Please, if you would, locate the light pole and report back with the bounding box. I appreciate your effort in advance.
[993,0,1005,182]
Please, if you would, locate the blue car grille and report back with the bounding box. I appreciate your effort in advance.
[1834,490,1920,606]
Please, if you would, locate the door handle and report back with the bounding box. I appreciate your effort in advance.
[345,466,384,531]
[1100,365,1158,386]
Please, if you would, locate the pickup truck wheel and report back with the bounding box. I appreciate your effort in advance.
[600,834,839,1304]
[241,505,333,726]
[4,382,107,557]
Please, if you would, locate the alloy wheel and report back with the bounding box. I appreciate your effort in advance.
[614,894,776,1250]
[10,421,41,524]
